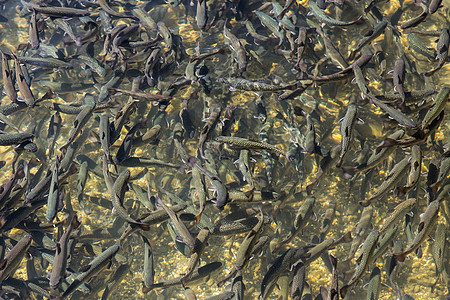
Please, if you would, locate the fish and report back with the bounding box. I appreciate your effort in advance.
[46,160,60,222]
[1,51,17,102]
[290,262,306,300]
[12,53,35,107]
[367,94,418,129]
[99,114,112,164]
[371,224,399,264]
[237,149,254,189]
[141,235,155,293]
[76,161,89,209]
[327,254,339,300]
[231,271,245,300]
[304,114,320,155]
[21,1,91,17]
[420,86,450,130]
[132,8,158,31]
[407,33,436,60]
[366,267,381,300]
[218,77,294,91]
[60,243,120,299]
[101,263,131,300]
[146,262,222,291]
[216,136,286,157]
[255,11,285,46]
[319,201,336,240]
[196,0,208,31]
[97,0,137,20]
[156,196,196,250]
[272,196,315,253]
[400,3,428,29]
[106,165,150,231]
[50,215,81,290]
[340,230,379,298]
[337,103,358,167]
[393,200,440,263]
[60,102,96,150]
[431,223,448,289]
[360,156,410,206]
[224,22,247,74]
[47,112,61,158]
[53,18,81,47]
[309,1,361,26]
[181,228,210,285]
[28,8,39,49]
[392,58,406,103]
[316,28,349,69]
[379,198,416,235]
[108,88,171,103]
[211,214,265,236]
[397,145,422,197]
[308,54,373,82]
[76,54,106,77]
[349,20,388,60]
[428,0,443,14]
[0,132,34,146]
[198,106,221,159]
[0,234,32,284]
[260,248,306,299]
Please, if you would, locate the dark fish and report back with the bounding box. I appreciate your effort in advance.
[146,262,222,291]
[50,215,81,290]
[110,169,150,231]
[1,51,17,102]
[60,243,120,298]
[12,54,35,107]
[0,234,32,284]
[350,20,388,59]
[28,9,39,49]
[392,58,406,103]
[290,262,305,300]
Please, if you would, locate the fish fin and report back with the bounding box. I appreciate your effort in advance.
[359,199,371,207]
[340,284,349,298]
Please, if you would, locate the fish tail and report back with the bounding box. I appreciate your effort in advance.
[341,166,357,179]
[340,284,350,298]
[393,252,407,264]
[359,199,371,207]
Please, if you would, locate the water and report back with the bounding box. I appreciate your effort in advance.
[0,0,449,299]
